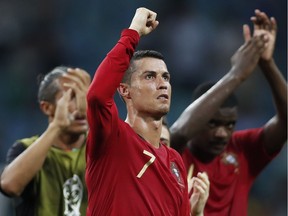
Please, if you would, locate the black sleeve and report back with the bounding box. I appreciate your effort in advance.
[0,142,26,196]
[1,142,35,199]
[0,141,36,215]
[6,141,26,164]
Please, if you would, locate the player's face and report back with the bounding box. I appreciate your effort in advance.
[191,107,238,157]
[129,57,171,118]
[160,125,170,147]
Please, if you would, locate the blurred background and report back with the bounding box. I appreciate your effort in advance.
[0,0,286,215]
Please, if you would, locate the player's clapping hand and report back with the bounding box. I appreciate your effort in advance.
[188,171,210,216]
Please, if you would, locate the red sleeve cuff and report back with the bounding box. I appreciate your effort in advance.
[121,29,140,42]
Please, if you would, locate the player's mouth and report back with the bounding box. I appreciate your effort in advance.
[157,94,169,100]
[72,115,87,125]
[210,141,227,150]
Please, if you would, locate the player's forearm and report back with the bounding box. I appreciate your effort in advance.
[259,59,287,103]
[86,29,139,157]
[260,59,287,121]
[171,71,242,142]
[260,58,287,153]
[0,124,60,197]
[87,29,139,104]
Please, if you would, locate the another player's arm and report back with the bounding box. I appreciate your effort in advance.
[170,34,269,153]
[260,59,287,154]
[244,10,287,154]
[0,90,72,197]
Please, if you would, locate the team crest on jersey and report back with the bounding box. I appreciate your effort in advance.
[170,162,185,189]
[221,152,239,172]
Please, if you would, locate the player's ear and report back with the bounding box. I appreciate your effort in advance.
[118,83,131,99]
[39,101,55,116]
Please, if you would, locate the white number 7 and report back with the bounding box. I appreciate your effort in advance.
[137,150,156,178]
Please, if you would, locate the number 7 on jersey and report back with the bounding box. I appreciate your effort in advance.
[137,150,156,178]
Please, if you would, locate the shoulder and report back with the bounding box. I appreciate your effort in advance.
[18,135,40,147]
[230,128,264,145]
[6,135,39,163]
[228,128,265,154]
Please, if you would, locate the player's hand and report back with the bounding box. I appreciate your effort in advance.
[62,68,91,119]
[53,88,73,129]
[129,7,159,37]
[189,172,210,216]
[243,9,277,61]
[230,33,268,79]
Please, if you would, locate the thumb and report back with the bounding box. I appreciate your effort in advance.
[187,164,194,181]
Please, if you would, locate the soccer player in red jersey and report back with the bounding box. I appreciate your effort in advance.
[86,7,209,216]
[170,10,287,216]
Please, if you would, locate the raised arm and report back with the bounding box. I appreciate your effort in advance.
[86,7,159,155]
[86,7,158,103]
[244,9,287,154]
[0,106,67,196]
[0,68,90,197]
[170,31,269,153]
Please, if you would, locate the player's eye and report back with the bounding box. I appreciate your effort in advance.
[226,122,236,129]
[145,74,154,80]
[163,74,170,82]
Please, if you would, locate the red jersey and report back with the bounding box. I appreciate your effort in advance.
[182,128,279,216]
[86,29,190,216]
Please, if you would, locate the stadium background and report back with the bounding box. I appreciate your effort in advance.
[0,0,286,215]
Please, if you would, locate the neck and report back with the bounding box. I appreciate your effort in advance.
[189,141,216,163]
[53,132,85,151]
[126,115,162,148]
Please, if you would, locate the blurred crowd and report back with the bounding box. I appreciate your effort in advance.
[0,0,286,215]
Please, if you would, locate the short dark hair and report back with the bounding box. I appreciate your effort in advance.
[37,66,69,103]
[122,50,164,84]
[192,81,238,107]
